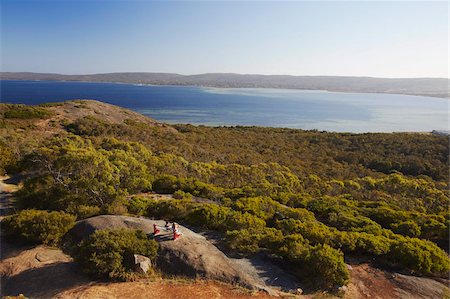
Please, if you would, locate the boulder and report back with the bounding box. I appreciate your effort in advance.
[68,215,258,289]
[155,227,255,289]
[67,215,154,243]
[134,254,151,274]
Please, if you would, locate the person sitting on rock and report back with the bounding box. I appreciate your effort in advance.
[172,222,182,240]
[153,223,160,235]
[164,220,171,231]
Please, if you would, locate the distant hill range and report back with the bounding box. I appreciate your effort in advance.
[1,72,449,98]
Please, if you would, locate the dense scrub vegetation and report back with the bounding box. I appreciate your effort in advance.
[143,197,449,277]
[1,101,449,290]
[62,115,449,181]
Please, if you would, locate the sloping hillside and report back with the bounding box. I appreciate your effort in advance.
[0,100,170,135]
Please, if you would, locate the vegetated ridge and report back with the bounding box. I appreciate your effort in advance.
[1,71,449,98]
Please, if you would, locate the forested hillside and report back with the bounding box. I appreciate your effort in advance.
[1,100,448,292]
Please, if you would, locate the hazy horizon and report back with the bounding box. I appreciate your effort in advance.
[2,70,449,80]
[1,1,448,78]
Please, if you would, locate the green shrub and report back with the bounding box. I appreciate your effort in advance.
[173,190,193,200]
[388,237,450,275]
[4,106,53,119]
[73,228,158,281]
[391,221,421,237]
[127,196,153,216]
[38,102,65,107]
[305,244,349,288]
[420,218,448,240]
[147,199,194,221]
[258,227,285,252]
[224,210,266,232]
[362,207,407,228]
[3,295,29,299]
[283,207,316,222]
[104,198,129,215]
[185,204,230,229]
[225,227,284,255]
[64,116,109,136]
[152,175,179,193]
[2,209,76,245]
[185,204,266,232]
[0,139,15,175]
[275,236,349,289]
[272,235,306,262]
[354,233,391,255]
[225,229,262,254]
[67,205,101,219]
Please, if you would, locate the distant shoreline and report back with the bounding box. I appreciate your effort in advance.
[0,78,448,100]
[1,72,449,99]
[1,78,448,102]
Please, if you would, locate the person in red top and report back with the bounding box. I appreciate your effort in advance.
[172,222,182,240]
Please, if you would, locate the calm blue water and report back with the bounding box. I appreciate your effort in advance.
[1,80,448,133]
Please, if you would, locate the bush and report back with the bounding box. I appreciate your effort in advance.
[173,190,193,200]
[391,221,421,237]
[3,295,29,299]
[186,204,266,232]
[67,205,101,219]
[0,139,14,175]
[305,244,349,288]
[2,210,76,245]
[64,116,109,136]
[4,106,53,119]
[225,227,284,255]
[185,204,230,229]
[230,196,280,220]
[73,229,158,281]
[38,101,65,107]
[152,175,179,193]
[388,237,450,275]
[225,229,262,254]
[354,233,391,255]
[147,199,194,221]
[274,236,348,289]
[224,210,266,232]
[127,196,153,216]
[104,198,129,215]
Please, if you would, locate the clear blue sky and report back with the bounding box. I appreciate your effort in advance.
[1,0,448,78]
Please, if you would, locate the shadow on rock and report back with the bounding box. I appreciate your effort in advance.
[0,236,35,260]
[2,262,89,299]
